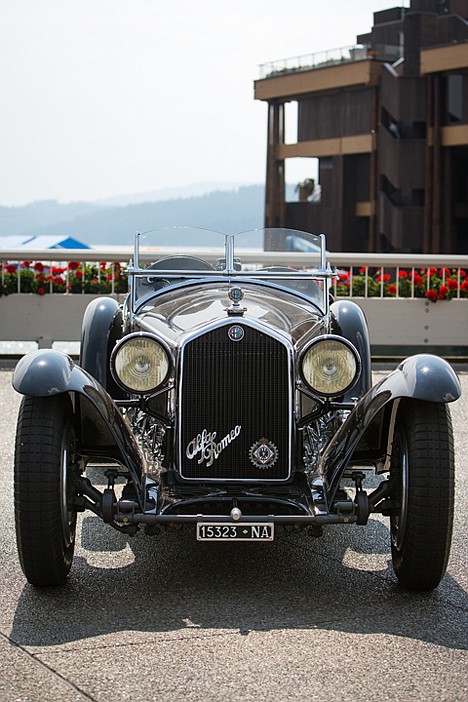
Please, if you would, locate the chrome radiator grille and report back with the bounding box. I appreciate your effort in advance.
[179,324,291,480]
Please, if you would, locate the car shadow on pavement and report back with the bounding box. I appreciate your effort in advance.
[9,514,468,652]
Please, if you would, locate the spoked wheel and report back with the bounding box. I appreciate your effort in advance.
[389,399,455,591]
[14,395,79,586]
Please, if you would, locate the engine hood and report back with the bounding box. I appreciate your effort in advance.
[135,282,325,348]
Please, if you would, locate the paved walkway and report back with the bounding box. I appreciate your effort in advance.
[0,368,467,702]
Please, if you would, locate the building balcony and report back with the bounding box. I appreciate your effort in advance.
[254,44,399,101]
[258,44,403,80]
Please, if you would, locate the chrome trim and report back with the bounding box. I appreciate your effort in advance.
[381,398,401,474]
[225,233,235,273]
[299,334,361,399]
[134,231,141,269]
[391,422,409,551]
[110,332,172,395]
[131,274,329,315]
[60,424,76,548]
[320,233,326,271]
[180,315,293,348]
[131,276,227,315]
[177,317,295,482]
[134,316,178,353]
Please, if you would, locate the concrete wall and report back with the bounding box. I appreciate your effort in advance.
[358,298,468,356]
[0,294,466,356]
[0,294,124,348]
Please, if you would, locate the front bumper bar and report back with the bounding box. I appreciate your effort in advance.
[113,512,357,526]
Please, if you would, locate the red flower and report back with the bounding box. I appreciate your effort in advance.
[21,261,32,268]
[460,269,467,278]
[376,273,391,283]
[36,273,44,283]
[359,266,367,275]
[99,261,107,270]
[461,280,468,292]
[338,272,350,281]
[74,270,83,278]
[52,266,65,275]
[398,271,408,279]
[439,268,451,278]
[37,286,46,295]
[388,284,397,294]
[438,285,449,299]
[412,273,423,287]
[425,289,437,302]
[447,279,458,290]
[34,262,44,272]
[53,276,64,285]
[428,267,437,277]
[6,264,17,273]
[68,261,80,270]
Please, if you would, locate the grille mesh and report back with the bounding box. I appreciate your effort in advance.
[180,324,290,480]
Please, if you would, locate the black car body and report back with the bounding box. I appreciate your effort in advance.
[13,228,461,590]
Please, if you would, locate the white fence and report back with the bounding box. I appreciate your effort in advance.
[1,248,468,357]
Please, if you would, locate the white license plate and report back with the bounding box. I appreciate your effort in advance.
[196,522,274,542]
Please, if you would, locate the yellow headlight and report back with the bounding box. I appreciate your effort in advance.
[302,338,359,397]
[113,336,169,393]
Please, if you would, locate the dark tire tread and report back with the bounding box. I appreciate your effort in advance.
[14,395,76,586]
[391,399,454,591]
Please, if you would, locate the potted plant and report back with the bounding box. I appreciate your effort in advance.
[295,178,315,202]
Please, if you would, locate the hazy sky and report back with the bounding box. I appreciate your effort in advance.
[1,0,408,205]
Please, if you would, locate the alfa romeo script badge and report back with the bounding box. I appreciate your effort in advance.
[249,438,278,469]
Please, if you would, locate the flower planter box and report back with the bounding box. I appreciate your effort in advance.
[0,294,125,348]
[357,297,468,357]
[0,294,467,357]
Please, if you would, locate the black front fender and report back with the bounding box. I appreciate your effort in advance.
[320,354,461,503]
[13,349,146,487]
[80,296,124,397]
[14,349,76,397]
[330,299,372,400]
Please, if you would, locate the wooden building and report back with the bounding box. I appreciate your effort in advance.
[254,0,468,253]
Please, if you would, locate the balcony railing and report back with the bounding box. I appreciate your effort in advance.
[1,248,468,301]
[1,248,467,356]
[258,43,404,80]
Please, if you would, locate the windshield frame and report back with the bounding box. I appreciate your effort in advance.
[128,227,333,316]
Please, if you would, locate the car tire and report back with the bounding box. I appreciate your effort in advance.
[14,395,78,586]
[389,399,454,591]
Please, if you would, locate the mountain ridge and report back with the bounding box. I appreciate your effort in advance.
[0,184,267,246]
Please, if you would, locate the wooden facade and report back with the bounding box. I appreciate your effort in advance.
[254,0,468,253]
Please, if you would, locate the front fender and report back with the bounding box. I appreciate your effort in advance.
[80,296,124,397]
[13,349,146,488]
[320,354,461,503]
[330,299,372,400]
[13,349,76,397]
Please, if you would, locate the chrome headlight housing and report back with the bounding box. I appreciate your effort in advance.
[111,333,170,394]
[301,335,360,398]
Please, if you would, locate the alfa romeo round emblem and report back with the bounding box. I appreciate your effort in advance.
[228,325,245,341]
[228,287,244,302]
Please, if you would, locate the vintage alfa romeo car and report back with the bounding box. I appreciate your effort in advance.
[13,228,461,590]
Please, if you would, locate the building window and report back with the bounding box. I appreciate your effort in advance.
[447,75,463,124]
